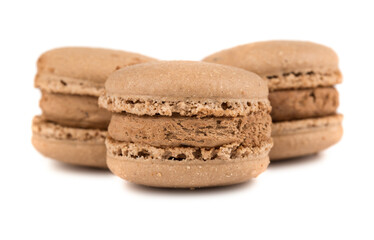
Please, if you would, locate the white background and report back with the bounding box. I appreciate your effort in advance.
[1,1,373,239]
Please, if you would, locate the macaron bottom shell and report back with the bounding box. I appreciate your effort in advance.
[32,116,107,168]
[270,114,343,160]
[105,136,272,188]
[32,135,107,168]
[107,154,269,188]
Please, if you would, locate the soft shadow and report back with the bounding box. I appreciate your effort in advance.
[124,180,254,196]
[50,161,111,176]
[269,153,324,169]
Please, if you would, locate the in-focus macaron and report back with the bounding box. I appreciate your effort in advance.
[203,41,343,160]
[99,61,273,188]
[32,47,156,168]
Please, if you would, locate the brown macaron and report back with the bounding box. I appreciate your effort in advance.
[203,41,343,160]
[32,47,156,168]
[99,61,273,188]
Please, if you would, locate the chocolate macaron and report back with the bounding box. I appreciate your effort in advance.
[203,41,343,160]
[99,61,273,188]
[32,47,155,168]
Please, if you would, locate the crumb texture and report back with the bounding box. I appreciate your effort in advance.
[40,92,111,129]
[35,73,105,97]
[272,114,343,136]
[266,70,341,91]
[109,112,271,148]
[99,94,271,117]
[270,87,339,121]
[106,137,272,162]
[32,116,107,142]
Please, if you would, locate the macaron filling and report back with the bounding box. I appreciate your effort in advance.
[105,101,272,162]
[269,87,339,122]
[100,61,273,162]
[108,111,271,148]
[40,91,111,129]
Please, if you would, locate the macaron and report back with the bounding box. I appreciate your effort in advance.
[203,41,343,160]
[32,47,156,168]
[99,61,273,188]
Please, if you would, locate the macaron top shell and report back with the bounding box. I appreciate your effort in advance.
[105,61,268,99]
[203,41,339,76]
[203,41,342,90]
[35,47,156,96]
[37,47,156,83]
[99,61,270,117]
